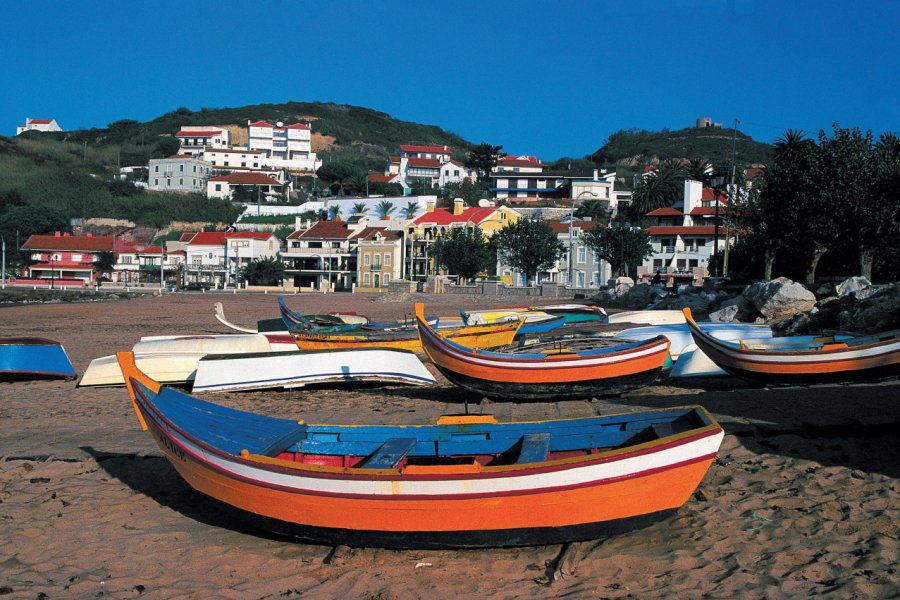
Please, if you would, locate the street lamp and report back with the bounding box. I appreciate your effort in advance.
[49,256,55,289]
[1,236,6,290]
[709,177,725,278]
[568,191,599,289]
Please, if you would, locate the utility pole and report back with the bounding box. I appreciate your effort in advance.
[723,118,739,277]
[1,236,6,289]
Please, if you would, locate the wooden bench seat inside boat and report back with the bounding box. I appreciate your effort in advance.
[516,432,551,464]
[359,437,417,469]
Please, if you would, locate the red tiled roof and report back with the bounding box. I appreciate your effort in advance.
[358,227,400,241]
[744,167,765,180]
[388,155,400,163]
[412,207,497,226]
[29,119,54,125]
[22,234,114,252]
[298,220,357,240]
[401,144,452,154]
[498,156,542,167]
[286,123,310,130]
[646,207,683,217]
[646,226,724,236]
[407,157,441,168]
[176,130,219,138]
[179,232,198,242]
[368,173,398,183]
[249,121,274,128]
[643,165,658,173]
[188,232,227,245]
[701,188,728,204]
[689,207,719,216]
[139,245,164,254]
[226,231,275,241]
[546,220,602,234]
[208,173,281,185]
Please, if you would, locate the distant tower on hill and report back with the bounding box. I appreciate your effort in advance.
[696,117,722,129]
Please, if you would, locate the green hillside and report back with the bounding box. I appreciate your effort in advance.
[591,126,773,168]
[46,102,476,171]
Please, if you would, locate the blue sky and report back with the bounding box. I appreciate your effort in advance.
[3,0,898,161]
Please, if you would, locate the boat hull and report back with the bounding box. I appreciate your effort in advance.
[293,321,520,352]
[683,308,900,386]
[119,351,722,549]
[0,337,77,380]
[192,349,437,392]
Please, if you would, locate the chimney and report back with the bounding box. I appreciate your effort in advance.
[426,199,435,213]
[453,198,464,216]
[593,169,599,180]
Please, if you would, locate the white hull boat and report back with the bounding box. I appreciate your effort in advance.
[613,322,774,359]
[79,334,280,387]
[605,310,688,325]
[192,348,437,392]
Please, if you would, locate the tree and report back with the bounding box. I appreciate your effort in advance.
[401,201,419,219]
[492,217,564,285]
[465,143,505,182]
[432,227,493,283]
[628,160,686,218]
[345,171,369,196]
[352,202,368,216]
[327,204,342,220]
[316,161,362,196]
[574,199,612,224]
[94,250,116,278]
[583,225,653,279]
[152,136,181,159]
[375,200,395,219]
[242,255,285,286]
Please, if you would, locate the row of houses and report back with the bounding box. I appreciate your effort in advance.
[12,178,731,291]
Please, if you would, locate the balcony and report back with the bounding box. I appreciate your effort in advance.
[370,263,383,271]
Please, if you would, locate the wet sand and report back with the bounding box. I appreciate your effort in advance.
[1,292,898,599]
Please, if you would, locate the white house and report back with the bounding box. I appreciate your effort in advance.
[16,118,62,135]
[200,147,266,170]
[207,172,288,200]
[247,121,321,172]
[175,126,231,156]
[148,155,213,192]
[639,179,732,286]
[396,144,454,189]
[439,160,478,187]
[183,231,280,287]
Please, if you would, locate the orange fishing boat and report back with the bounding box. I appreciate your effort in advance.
[117,351,723,548]
[292,318,521,352]
[415,303,670,399]
[683,308,900,386]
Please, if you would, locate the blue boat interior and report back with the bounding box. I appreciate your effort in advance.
[136,380,709,468]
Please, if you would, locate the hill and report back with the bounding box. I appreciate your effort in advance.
[46,101,477,171]
[591,126,772,169]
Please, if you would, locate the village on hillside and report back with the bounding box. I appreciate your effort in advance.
[8,115,755,295]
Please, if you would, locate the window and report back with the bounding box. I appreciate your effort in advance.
[179,178,183,185]
[215,184,221,192]
[696,239,706,247]
[179,165,184,172]
[577,247,586,264]
[331,242,341,249]
[241,162,246,167]
[384,253,391,266]
[192,166,196,173]
[154,165,159,173]
[120,255,132,264]
[364,254,371,266]
[383,274,390,285]
[154,179,158,186]
[363,273,370,285]
[308,241,322,249]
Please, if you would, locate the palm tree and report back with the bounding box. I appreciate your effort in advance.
[629,161,686,217]
[375,200,395,219]
[352,202,368,216]
[327,204,342,220]
[773,129,810,161]
[401,201,419,219]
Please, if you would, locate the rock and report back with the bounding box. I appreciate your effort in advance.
[616,276,634,286]
[719,294,760,322]
[708,304,739,323]
[835,276,871,297]
[621,284,668,308]
[742,277,817,320]
[834,283,900,334]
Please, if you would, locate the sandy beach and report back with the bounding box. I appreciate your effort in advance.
[1,291,898,599]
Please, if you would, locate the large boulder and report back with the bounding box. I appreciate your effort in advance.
[742,277,817,320]
[835,276,871,297]
[834,283,900,334]
[708,304,739,323]
[621,284,668,308]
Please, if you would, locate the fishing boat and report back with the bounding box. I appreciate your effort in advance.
[459,309,565,335]
[192,348,436,392]
[613,322,773,360]
[79,333,283,387]
[0,337,77,381]
[415,303,670,399]
[606,310,687,325]
[683,308,900,385]
[117,351,724,548]
[293,318,520,352]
